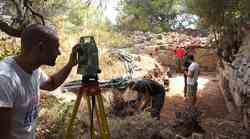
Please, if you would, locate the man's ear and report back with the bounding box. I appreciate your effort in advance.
[37,41,45,51]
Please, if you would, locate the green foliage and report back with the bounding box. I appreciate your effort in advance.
[185,0,222,28]
[118,0,181,32]
[186,0,250,30]
[67,3,88,26]
[32,0,71,17]
[29,0,111,33]
[66,5,111,33]
[185,0,250,62]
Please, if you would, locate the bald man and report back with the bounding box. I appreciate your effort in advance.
[0,24,78,139]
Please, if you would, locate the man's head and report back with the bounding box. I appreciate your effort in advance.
[127,81,136,90]
[127,80,147,94]
[21,24,61,66]
[127,81,141,95]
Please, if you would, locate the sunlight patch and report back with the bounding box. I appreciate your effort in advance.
[197,77,210,90]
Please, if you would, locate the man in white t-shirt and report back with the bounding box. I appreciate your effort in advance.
[0,24,79,139]
[184,55,200,106]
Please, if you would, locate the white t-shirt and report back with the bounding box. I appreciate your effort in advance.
[0,57,48,139]
[187,62,200,85]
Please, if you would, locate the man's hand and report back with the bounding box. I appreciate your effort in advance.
[184,71,188,75]
[187,70,193,77]
[67,44,80,67]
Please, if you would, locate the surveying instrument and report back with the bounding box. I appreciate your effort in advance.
[64,36,111,139]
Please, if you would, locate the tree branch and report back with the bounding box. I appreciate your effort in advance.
[0,20,22,37]
[10,0,23,17]
[24,0,45,25]
[10,0,25,25]
[0,0,45,37]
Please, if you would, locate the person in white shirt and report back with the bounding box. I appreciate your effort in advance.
[0,24,79,139]
[184,55,200,106]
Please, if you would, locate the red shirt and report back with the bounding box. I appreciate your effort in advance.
[175,48,185,58]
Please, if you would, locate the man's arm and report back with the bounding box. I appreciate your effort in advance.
[186,64,194,77]
[40,45,78,91]
[40,64,74,91]
[0,108,12,139]
[137,91,151,111]
[187,69,194,77]
[0,76,15,139]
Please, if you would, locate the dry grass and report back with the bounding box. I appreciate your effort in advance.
[42,20,129,81]
[99,49,128,80]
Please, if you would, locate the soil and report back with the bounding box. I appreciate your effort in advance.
[161,72,229,121]
[160,72,245,138]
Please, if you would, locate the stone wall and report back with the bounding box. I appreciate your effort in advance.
[195,48,218,71]
[129,30,217,72]
[217,31,250,123]
[155,47,218,72]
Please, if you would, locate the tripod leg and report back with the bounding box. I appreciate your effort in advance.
[90,96,96,139]
[86,96,96,139]
[64,92,83,139]
[96,94,111,139]
[95,100,107,138]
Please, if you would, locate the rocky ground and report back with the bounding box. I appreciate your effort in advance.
[160,72,246,138]
[37,30,249,139]
[105,29,247,138]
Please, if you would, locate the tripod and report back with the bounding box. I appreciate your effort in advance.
[64,76,111,139]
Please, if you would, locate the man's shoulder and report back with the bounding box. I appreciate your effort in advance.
[189,62,200,71]
[190,62,199,66]
[188,62,197,70]
[0,56,14,67]
[147,79,160,84]
[145,79,164,88]
[193,62,200,68]
[140,79,155,84]
[0,74,15,88]
[0,57,18,79]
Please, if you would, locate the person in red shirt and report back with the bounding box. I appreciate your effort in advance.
[175,46,186,73]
